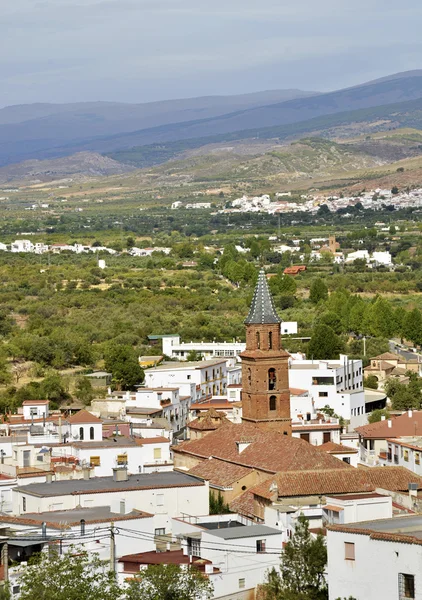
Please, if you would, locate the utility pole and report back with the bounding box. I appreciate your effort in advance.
[1,542,8,584]
[110,523,116,575]
[363,336,366,357]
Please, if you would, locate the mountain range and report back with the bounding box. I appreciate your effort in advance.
[1,70,422,177]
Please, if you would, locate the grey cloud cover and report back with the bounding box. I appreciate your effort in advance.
[1,0,421,106]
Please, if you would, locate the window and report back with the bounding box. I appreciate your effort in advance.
[269,396,277,411]
[79,427,84,441]
[187,374,191,380]
[416,453,420,465]
[22,497,26,512]
[89,426,94,440]
[256,331,260,349]
[155,528,166,536]
[239,579,245,590]
[90,456,101,467]
[247,368,252,387]
[256,540,266,553]
[319,391,328,397]
[30,408,38,417]
[156,494,164,507]
[344,542,355,561]
[268,368,276,390]
[12,586,20,595]
[399,573,415,599]
[154,448,162,460]
[117,454,128,465]
[404,450,409,462]
[313,377,334,385]
[268,331,273,350]
[342,457,351,464]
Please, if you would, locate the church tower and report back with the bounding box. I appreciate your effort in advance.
[240,269,291,435]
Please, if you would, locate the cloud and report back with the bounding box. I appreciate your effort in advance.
[0,0,421,105]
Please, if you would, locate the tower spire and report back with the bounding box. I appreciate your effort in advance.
[245,269,281,325]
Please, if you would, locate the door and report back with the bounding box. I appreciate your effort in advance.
[23,450,31,467]
[323,432,331,444]
[301,433,310,443]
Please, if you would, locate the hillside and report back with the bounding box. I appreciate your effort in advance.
[0,89,317,166]
[0,152,134,184]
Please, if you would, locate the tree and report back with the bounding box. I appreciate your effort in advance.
[402,309,422,346]
[364,375,378,390]
[104,345,144,390]
[368,408,390,423]
[41,373,70,404]
[186,350,203,362]
[125,564,213,600]
[74,377,95,405]
[308,325,344,360]
[209,491,230,514]
[262,515,327,600]
[391,186,399,195]
[309,279,328,304]
[317,311,343,335]
[18,549,122,600]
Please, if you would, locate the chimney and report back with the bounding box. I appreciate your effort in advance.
[82,468,90,480]
[387,419,392,428]
[381,415,386,421]
[41,522,47,539]
[80,519,85,536]
[408,410,413,418]
[46,473,53,484]
[113,467,128,482]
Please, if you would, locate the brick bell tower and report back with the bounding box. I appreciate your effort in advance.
[240,269,292,435]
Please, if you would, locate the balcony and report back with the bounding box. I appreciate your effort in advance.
[360,445,378,466]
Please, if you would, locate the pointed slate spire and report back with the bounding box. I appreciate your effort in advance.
[244,269,282,324]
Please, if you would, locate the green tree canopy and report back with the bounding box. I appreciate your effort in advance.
[308,325,344,360]
[309,279,328,304]
[262,515,327,600]
[18,550,122,600]
[74,377,95,405]
[125,564,213,600]
[104,345,144,390]
[368,408,390,424]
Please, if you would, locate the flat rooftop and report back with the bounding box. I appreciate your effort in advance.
[145,359,226,371]
[205,524,281,540]
[16,471,204,497]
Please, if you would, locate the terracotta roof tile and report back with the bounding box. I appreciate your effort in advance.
[67,410,102,424]
[356,411,422,439]
[175,422,349,473]
[189,458,253,487]
[317,441,358,454]
[250,466,422,500]
[229,490,257,518]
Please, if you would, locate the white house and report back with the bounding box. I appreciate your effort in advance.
[371,251,392,266]
[323,492,392,526]
[383,437,422,475]
[144,360,228,401]
[22,400,49,421]
[11,240,34,253]
[288,356,365,423]
[327,515,422,600]
[13,470,209,532]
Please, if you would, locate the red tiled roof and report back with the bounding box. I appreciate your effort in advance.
[229,490,256,518]
[119,549,210,567]
[189,458,253,487]
[318,441,358,454]
[67,410,102,424]
[134,437,169,445]
[289,388,308,395]
[250,466,422,500]
[175,422,350,473]
[292,422,341,431]
[356,411,422,439]
[188,408,230,431]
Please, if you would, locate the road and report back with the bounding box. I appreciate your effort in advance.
[389,340,420,362]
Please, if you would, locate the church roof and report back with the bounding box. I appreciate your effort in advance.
[244,269,281,325]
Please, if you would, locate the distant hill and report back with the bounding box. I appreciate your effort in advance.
[2,70,422,174]
[0,89,317,166]
[0,152,134,184]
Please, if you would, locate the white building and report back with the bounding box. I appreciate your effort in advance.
[383,437,422,476]
[144,360,228,401]
[11,239,34,253]
[13,471,209,532]
[345,250,370,263]
[327,515,422,600]
[323,492,392,526]
[160,328,298,362]
[371,251,392,266]
[288,356,365,423]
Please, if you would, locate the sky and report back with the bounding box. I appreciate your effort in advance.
[1,0,422,107]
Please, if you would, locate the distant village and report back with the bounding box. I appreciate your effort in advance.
[218,186,422,214]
